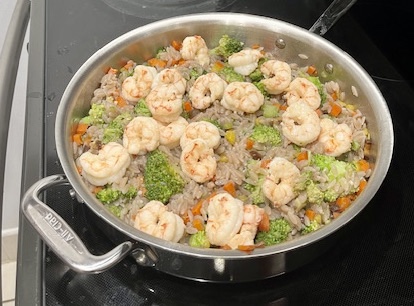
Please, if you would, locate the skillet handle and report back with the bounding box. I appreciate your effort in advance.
[21,174,134,273]
[309,0,357,36]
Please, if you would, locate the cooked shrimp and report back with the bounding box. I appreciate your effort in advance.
[281,101,321,146]
[158,116,189,149]
[123,117,160,155]
[263,157,300,207]
[133,200,185,243]
[228,49,264,76]
[180,35,210,67]
[121,65,158,103]
[227,204,264,249]
[78,142,131,186]
[145,85,183,123]
[188,72,227,110]
[259,60,292,94]
[221,81,264,113]
[317,117,352,157]
[205,193,244,247]
[180,121,221,150]
[152,68,186,96]
[284,77,321,110]
[180,139,217,183]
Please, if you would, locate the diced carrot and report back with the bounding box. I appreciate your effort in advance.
[116,96,127,107]
[272,102,281,109]
[192,218,204,231]
[357,159,370,172]
[279,104,288,111]
[123,60,134,70]
[238,244,256,252]
[181,212,190,224]
[171,40,182,51]
[251,43,261,49]
[73,133,83,145]
[93,186,103,194]
[183,100,193,112]
[191,199,204,216]
[107,67,118,74]
[305,209,316,221]
[76,122,89,135]
[245,138,255,150]
[260,158,271,169]
[331,91,338,101]
[177,58,186,65]
[315,108,323,117]
[221,245,232,250]
[147,58,167,68]
[357,179,368,196]
[83,135,92,146]
[258,212,270,232]
[307,65,317,76]
[223,181,236,197]
[76,165,82,174]
[297,151,308,162]
[336,196,352,212]
[211,61,225,72]
[329,101,342,117]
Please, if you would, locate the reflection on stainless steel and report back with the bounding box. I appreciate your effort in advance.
[101,0,238,19]
[309,0,358,36]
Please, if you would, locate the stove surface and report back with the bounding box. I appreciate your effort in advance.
[17,0,414,305]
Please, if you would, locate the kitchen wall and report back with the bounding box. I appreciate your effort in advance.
[1,0,29,238]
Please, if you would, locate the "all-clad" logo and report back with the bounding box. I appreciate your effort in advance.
[44,212,74,242]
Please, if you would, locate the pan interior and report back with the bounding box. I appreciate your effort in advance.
[56,13,393,260]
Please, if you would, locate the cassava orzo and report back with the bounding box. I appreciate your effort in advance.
[72,34,371,250]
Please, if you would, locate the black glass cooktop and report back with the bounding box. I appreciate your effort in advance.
[17,0,414,305]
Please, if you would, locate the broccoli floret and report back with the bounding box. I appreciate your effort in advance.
[134,99,152,117]
[244,169,266,205]
[88,103,106,125]
[190,68,204,80]
[219,66,245,83]
[253,81,269,97]
[255,218,291,246]
[144,149,185,204]
[124,186,138,200]
[261,104,279,118]
[244,181,265,205]
[351,140,361,151]
[106,204,123,218]
[155,47,167,58]
[301,220,320,235]
[250,124,282,146]
[249,68,264,83]
[201,118,221,130]
[306,181,324,205]
[96,185,138,205]
[189,231,210,248]
[311,153,356,182]
[309,153,358,202]
[212,34,244,58]
[306,75,327,104]
[102,112,133,144]
[96,187,122,204]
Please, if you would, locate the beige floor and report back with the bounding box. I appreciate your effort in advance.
[2,233,17,306]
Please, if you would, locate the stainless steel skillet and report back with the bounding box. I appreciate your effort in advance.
[19,9,393,282]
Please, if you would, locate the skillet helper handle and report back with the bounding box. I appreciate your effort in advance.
[21,174,134,273]
[309,0,358,36]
